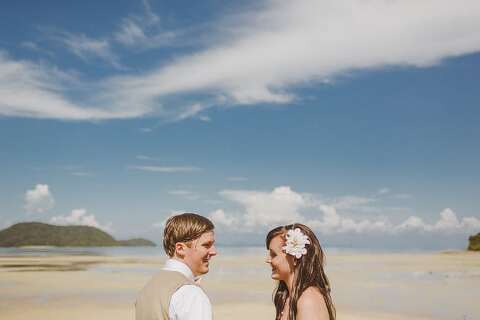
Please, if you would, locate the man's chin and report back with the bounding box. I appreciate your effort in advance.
[198,264,209,275]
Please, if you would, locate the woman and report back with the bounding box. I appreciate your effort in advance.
[265,224,335,320]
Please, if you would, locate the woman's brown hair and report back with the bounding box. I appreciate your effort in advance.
[266,223,335,320]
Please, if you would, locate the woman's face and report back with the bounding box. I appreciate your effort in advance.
[266,234,294,282]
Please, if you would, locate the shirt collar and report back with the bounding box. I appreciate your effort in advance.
[163,258,200,282]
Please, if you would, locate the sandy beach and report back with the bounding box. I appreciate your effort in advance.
[0,250,479,320]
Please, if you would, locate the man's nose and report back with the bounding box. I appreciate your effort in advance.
[265,256,271,264]
[209,245,218,256]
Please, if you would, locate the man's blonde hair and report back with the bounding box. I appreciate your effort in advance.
[163,213,214,257]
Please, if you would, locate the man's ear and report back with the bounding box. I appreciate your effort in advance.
[174,242,187,258]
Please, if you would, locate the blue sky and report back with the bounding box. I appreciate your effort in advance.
[1,0,480,249]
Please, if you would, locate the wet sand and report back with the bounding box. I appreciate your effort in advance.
[0,251,479,319]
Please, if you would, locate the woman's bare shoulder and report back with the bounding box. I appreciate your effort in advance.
[297,287,329,320]
[298,286,325,305]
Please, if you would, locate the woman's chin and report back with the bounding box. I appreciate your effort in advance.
[271,273,280,280]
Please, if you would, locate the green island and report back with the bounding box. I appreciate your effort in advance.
[468,233,480,251]
[0,222,156,247]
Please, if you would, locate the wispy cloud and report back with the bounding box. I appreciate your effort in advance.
[172,103,210,122]
[59,32,123,69]
[392,193,413,200]
[168,189,200,200]
[377,188,391,195]
[21,41,54,56]
[21,41,41,51]
[227,176,248,182]
[0,51,143,120]
[114,0,176,49]
[128,165,202,173]
[70,171,93,177]
[115,19,148,46]
[61,165,93,177]
[376,188,412,200]
[136,154,158,161]
[2,0,480,121]
[330,195,375,210]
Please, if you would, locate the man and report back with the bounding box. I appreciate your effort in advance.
[136,213,217,320]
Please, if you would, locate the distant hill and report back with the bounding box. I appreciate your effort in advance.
[468,233,480,251]
[0,222,156,247]
[117,238,156,246]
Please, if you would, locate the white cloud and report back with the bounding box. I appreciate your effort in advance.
[216,186,480,235]
[24,184,55,214]
[208,209,237,227]
[220,186,304,226]
[129,165,202,173]
[395,208,480,234]
[50,208,113,233]
[307,205,391,234]
[2,0,480,121]
[395,215,425,232]
[103,0,480,108]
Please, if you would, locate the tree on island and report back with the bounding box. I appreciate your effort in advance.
[0,222,155,247]
[468,233,480,251]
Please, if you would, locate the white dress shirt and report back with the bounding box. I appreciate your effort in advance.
[163,259,212,320]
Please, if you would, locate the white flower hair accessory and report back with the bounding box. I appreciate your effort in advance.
[282,228,310,258]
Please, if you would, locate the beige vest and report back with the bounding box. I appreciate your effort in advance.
[135,270,196,320]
